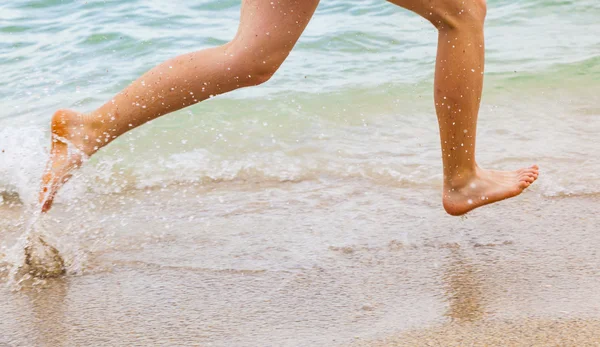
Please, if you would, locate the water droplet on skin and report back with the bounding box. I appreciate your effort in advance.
[467,199,473,205]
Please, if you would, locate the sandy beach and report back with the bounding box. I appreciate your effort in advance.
[1,181,599,346]
[357,319,600,346]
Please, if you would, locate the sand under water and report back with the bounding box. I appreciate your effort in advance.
[1,182,600,346]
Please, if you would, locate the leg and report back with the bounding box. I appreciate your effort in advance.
[39,0,320,212]
[388,0,538,215]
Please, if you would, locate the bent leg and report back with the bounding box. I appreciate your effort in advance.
[388,0,538,215]
[40,0,320,212]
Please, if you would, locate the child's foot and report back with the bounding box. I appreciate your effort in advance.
[442,165,539,216]
[39,110,97,213]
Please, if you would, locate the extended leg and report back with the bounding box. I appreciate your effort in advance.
[39,0,320,212]
[388,0,538,215]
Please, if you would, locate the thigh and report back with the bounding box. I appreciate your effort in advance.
[232,0,320,61]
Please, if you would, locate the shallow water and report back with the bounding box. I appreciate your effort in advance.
[1,0,600,346]
[1,184,600,346]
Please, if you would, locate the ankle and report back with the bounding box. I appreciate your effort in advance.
[77,111,114,155]
[444,166,479,189]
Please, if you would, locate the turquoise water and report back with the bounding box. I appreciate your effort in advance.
[0,0,599,204]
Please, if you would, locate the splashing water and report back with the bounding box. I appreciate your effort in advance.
[5,206,66,290]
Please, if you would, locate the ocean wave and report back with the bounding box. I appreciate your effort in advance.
[0,127,441,205]
[2,138,599,207]
[56,148,443,198]
[0,126,47,205]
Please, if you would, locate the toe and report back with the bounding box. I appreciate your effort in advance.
[518,166,539,177]
[520,173,535,182]
[521,165,539,173]
[41,196,54,213]
[521,171,537,180]
[40,184,55,213]
[519,172,534,181]
[40,175,58,213]
[41,173,72,213]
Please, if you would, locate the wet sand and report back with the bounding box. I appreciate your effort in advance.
[357,319,600,346]
[1,180,599,346]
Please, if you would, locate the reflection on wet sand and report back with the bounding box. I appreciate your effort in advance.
[24,278,69,346]
[442,248,486,323]
[0,278,70,347]
[357,219,600,347]
[358,247,600,347]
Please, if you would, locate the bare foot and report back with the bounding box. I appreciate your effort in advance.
[39,109,97,213]
[442,165,539,216]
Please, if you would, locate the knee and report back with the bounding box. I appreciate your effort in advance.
[430,0,487,30]
[240,57,281,86]
[225,41,291,87]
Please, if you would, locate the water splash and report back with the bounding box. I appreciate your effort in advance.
[5,206,66,290]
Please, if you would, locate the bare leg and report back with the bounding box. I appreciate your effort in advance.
[39,0,320,212]
[388,0,538,215]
